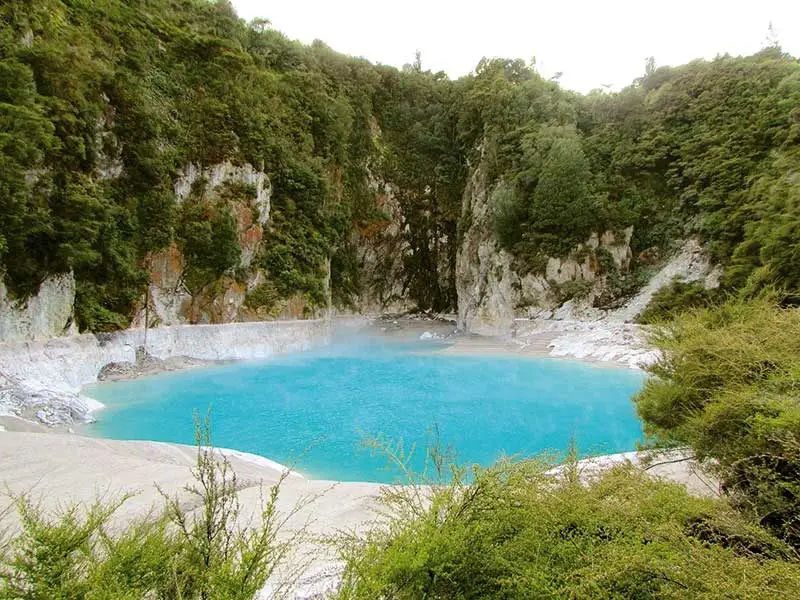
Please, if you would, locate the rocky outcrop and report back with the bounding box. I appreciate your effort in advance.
[174,161,271,225]
[0,319,334,426]
[354,182,414,314]
[0,371,102,427]
[456,161,633,335]
[133,161,275,327]
[0,273,77,343]
[611,238,720,323]
[512,319,659,369]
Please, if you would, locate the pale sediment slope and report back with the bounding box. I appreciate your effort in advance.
[0,432,382,533]
[0,431,383,599]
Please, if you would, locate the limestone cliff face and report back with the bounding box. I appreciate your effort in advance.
[0,273,78,343]
[132,161,288,327]
[353,182,413,314]
[456,161,633,335]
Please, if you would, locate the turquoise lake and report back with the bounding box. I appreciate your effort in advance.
[86,339,646,483]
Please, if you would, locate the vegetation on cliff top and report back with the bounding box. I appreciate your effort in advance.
[2,0,799,328]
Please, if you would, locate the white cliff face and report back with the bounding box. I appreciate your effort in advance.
[611,238,720,323]
[0,319,333,426]
[509,239,721,369]
[174,161,271,226]
[0,273,78,343]
[456,161,634,336]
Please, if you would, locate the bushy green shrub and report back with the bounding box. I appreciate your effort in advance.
[636,298,800,546]
[552,279,594,303]
[0,419,295,599]
[491,180,525,251]
[637,280,720,324]
[335,454,800,599]
[176,200,242,294]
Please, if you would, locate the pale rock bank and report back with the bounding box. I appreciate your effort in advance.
[519,237,720,368]
[0,272,78,343]
[0,319,334,426]
[454,156,721,366]
[0,432,383,600]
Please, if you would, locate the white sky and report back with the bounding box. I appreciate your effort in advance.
[231,1,800,93]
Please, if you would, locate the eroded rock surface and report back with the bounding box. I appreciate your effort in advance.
[0,273,77,343]
[456,160,634,335]
[0,319,333,426]
[133,161,276,327]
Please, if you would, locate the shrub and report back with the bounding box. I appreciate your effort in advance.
[552,279,593,303]
[0,417,296,599]
[637,280,720,323]
[635,298,800,546]
[334,452,800,599]
[244,282,281,315]
[176,200,242,294]
[491,180,525,251]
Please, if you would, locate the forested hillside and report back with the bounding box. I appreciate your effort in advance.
[2,0,799,332]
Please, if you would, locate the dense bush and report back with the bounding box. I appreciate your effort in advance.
[335,454,800,599]
[637,280,720,324]
[177,199,242,294]
[636,299,800,546]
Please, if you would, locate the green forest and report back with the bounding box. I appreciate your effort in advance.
[2,0,800,330]
[3,2,800,596]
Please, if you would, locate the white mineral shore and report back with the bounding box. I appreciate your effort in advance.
[0,319,339,426]
[431,319,658,369]
[0,432,714,599]
[516,319,660,368]
[0,431,383,599]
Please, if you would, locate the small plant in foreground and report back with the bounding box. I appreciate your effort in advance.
[0,415,299,599]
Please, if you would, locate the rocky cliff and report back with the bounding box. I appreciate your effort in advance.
[353,181,414,314]
[456,160,635,335]
[0,273,78,343]
[0,155,715,345]
[132,161,281,327]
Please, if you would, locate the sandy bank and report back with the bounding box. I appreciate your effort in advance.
[0,430,716,598]
[0,431,383,598]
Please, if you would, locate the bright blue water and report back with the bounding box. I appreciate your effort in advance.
[86,339,646,483]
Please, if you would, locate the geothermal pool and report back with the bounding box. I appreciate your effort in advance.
[86,339,646,483]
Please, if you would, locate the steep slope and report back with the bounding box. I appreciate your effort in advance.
[2,1,799,341]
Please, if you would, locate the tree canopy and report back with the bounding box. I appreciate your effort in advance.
[1,1,800,329]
